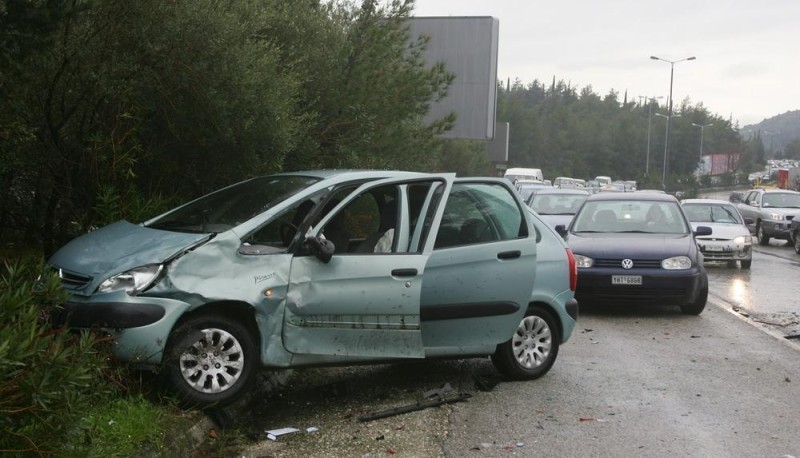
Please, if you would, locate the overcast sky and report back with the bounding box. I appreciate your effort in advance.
[412,0,799,127]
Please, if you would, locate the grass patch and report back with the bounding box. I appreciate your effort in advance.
[66,395,180,457]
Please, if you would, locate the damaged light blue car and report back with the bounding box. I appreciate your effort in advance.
[48,170,578,407]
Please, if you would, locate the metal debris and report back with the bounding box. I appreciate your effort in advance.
[358,392,471,422]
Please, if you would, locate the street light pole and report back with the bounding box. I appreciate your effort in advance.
[655,112,679,184]
[692,122,713,174]
[650,55,696,190]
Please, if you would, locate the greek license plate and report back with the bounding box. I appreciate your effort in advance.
[704,246,724,252]
[612,275,642,285]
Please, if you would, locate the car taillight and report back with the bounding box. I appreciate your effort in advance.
[566,248,577,291]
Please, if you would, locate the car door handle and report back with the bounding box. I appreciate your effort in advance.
[391,268,418,277]
[497,250,521,260]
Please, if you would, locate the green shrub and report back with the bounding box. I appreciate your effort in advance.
[0,258,113,456]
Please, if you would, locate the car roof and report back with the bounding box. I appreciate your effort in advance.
[681,198,735,205]
[585,192,678,203]
[747,188,800,194]
[530,188,590,196]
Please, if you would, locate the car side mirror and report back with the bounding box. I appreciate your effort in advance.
[555,224,568,238]
[303,236,335,263]
[694,226,712,236]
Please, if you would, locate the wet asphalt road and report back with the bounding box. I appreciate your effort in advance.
[443,302,800,457]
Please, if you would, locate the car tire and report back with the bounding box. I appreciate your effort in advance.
[491,306,560,380]
[162,314,258,408]
[794,232,800,254]
[756,222,770,245]
[680,282,708,315]
[740,259,752,269]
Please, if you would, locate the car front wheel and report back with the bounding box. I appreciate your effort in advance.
[491,306,560,380]
[756,222,770,245]
[740,259,752,269]
[680,283,708,315]
[162,314,258,408]
[794,231,800,254]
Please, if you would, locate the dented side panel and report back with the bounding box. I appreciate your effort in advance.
[284,253,427,358]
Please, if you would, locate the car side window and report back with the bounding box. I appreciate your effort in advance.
[319,185,399,255]
[434,183,525,249]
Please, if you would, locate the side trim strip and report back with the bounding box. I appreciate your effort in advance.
[420,302,520,321]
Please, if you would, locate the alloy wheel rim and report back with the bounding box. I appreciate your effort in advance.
[511,315,552,368]
[179,328,244,394]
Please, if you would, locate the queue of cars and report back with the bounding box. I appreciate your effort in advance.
[516,181,779,317]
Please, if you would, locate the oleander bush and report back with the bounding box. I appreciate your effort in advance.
[0,257,112,455]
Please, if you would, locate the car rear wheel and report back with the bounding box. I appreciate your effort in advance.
[491,306,559,380]
[162,314,257,408]
[740,259,752,269]
[756,223,770,245]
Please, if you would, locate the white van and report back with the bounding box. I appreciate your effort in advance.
[595,176,612,186]
[505,167,544,183]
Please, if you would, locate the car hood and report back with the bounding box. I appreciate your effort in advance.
[762,207,800,216]
[567,232,693,259]
[690,223,748,240]
[48,220,212,292]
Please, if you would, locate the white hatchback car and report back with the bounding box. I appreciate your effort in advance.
[681,198,753,269]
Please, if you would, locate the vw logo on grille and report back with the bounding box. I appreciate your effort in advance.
[621,259,634,269]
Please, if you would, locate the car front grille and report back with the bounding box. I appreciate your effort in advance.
[52,266,93,291]
[593,259,662,268]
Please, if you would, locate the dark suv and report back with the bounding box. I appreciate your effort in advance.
[734,189,800,245]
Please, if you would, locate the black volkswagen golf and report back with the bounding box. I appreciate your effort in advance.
[559,192,711,315]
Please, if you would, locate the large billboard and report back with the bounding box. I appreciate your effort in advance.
[409,17,499,140]
[699,152,741,175]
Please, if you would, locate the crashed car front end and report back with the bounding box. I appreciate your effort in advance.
[53,286,191,365]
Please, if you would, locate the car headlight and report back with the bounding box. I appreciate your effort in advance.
[766,213,783,221]
[662,256,691,270]
[733,235,750,244]
[573,254,594,268]
[98,264,164,295]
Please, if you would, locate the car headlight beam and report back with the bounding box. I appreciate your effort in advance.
[98,264,164,295]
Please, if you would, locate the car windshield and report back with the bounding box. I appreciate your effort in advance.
[147,175,321,233]
[682,203,743,224]
[762,193,800,208]
[529,193,588,215]
[572,200,688,234]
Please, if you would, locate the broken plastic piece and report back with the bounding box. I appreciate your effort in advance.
[265,427,300,441]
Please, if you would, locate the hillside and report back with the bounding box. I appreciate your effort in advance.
[741,110,800,154]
